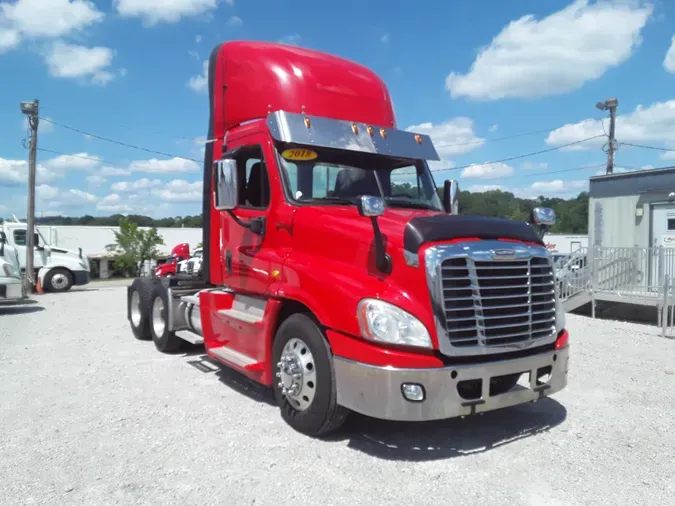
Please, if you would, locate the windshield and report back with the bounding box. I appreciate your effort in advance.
[275,144,444,212]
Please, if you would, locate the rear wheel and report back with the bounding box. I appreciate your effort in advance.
[128,278,153,340]
[149,285,184,353]
[272,313,349,437]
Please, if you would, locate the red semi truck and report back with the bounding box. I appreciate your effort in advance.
[127,40,569,437]
[154,243,190,277]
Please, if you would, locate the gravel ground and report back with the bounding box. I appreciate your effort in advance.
[1,285,674,506]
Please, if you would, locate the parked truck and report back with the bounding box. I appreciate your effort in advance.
[0,231,24,300]
[1,220,91,292]
[126,41,569,437]
[154,243,190,278]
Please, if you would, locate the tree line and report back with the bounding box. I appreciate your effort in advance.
[2,189,590,234]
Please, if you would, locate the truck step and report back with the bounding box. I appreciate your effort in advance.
[210,346,259,368]
[175,330,204,345]
[180,294,200,306]
[217,308,263,324]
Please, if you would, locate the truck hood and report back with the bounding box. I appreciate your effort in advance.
[44,245,90,271]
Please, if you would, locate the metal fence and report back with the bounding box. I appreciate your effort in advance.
[556,246,675,338]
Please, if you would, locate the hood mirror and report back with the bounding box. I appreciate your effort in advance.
[357,195,385,217]
[530,207,556,238]
[443,179,459,214]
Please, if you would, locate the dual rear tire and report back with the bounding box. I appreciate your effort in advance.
[127,279,349,437]
[127,278,184,353]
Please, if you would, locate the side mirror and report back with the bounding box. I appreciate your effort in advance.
[530,207,556,239]
[213,159,239,211]
[443,179,459,214]
[34,232,40,246]
[357,195,385,217]
[0,231,6,243]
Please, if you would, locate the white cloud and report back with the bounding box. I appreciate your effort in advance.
[0,0,104,40]
[86,174,107,187]
[36,184,97,213]
[188,60,208,93]
[228,15,242,26]
[488,124,498,133]
[44,41,116,85]
[521,161,548,170]
[660,150,675,161]
[151,179,202,202]
[279,34,301,46]
[380,34,389,44]
[195,34,202,43]
[111,178,162,192]
[1,152,101,186]
[97,193,132,213]
[446,0,652,101]
[225,0,234,5]
[0,27,21,52]
[515,179,588,198]
[406,118,485,171]
[664,35,675,74]
[100,166,132,176]
[461,162,514,179]
[546,99,675,152]
[468,184,504,193]
[114,0,219,25]
[128,157,200,173]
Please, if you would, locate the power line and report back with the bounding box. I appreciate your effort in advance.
[460,163,605,182]
[618,141,675,153]
[439,117,603,149]
[38,117,201,163]
[429,134,606,174]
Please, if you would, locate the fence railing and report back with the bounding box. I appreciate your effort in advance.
[556,246,675,338]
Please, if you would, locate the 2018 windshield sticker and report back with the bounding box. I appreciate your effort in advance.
[281,148,318,161]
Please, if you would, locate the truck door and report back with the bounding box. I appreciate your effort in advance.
[9,227,45,273]
[221,138,275,294]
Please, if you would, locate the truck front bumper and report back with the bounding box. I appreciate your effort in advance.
[333,345,569,422]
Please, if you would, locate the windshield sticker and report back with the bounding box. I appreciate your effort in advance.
[281,148,318,161]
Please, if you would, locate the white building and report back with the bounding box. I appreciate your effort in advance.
[35,225,202,278]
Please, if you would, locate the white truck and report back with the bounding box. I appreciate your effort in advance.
[0,220,91,293]
[0,232,24,300]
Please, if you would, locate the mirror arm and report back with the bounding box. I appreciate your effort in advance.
[370,217,392,274]
[226,210,265,236]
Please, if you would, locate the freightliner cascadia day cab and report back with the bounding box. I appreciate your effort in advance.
[126,41,569,437]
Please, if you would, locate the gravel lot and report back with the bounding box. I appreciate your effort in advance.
[2,283,674,506]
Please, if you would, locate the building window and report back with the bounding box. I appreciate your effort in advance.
[668,218,675,231]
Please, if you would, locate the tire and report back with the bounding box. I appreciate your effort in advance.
[148,284,183,353]
[43,268,73,293]
[272,313,349,437]
[128,278,154,340]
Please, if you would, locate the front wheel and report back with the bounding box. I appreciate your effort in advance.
[43,268,73,293]
[272,313,349,437]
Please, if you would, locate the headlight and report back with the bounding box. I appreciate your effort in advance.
[357,298,432,348]
[555,296,565,333]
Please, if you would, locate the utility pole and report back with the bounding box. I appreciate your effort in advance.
[595,97,618,175]
[20,99,39,294]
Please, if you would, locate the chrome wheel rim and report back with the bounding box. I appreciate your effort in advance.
[130,291,142,327]
[51,273,69,290]
[152,297,166,337]
[276,337,317,411]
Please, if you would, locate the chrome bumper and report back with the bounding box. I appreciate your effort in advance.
[334,346,569,422]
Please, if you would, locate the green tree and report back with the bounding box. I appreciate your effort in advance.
[105,217,165,277]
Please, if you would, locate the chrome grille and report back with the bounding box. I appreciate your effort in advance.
[186,260,194,275]
[440,255,556,349]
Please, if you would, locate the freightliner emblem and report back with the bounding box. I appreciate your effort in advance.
[492,249,515,260]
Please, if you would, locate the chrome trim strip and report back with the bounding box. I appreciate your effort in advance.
[425,240,557,357]
[266,110,441,161]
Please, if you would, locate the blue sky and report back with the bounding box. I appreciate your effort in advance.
[1,0,675,219]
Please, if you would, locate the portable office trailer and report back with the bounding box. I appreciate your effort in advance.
[589,166,675,249]
[588,166,675,291]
